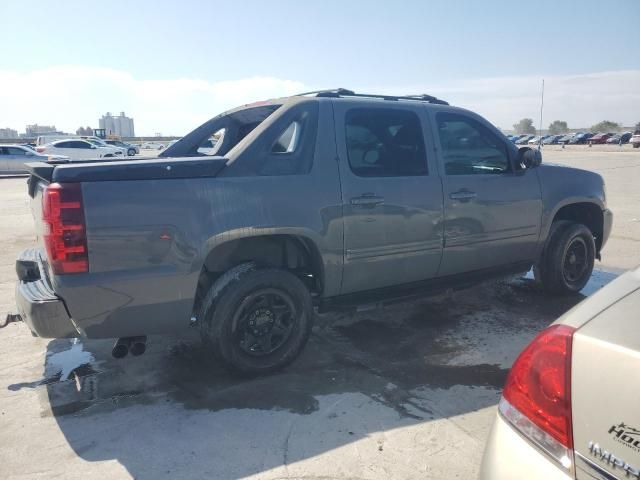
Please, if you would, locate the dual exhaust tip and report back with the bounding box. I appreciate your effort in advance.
[112,336,147,359]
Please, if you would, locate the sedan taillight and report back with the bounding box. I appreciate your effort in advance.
[500,324,575,471]
[42,183,89,274]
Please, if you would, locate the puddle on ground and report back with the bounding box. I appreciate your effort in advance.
[9,268,621,419]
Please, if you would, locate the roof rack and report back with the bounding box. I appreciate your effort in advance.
[295,88,449,105]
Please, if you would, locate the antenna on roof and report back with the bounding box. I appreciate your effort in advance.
[538,79,545,150]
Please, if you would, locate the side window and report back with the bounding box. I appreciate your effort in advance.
[197,128,225,156]
[271,121,300,154]
[436,112,509,175]
[55,141,72,148]
[73,141,92,149]
[345,108,428,177]
[7,147,27,155]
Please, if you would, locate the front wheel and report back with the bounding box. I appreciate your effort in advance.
[535,221,595,295]
[127,148,136,156]
[199,265,314,375]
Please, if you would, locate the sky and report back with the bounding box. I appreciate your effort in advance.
[1,0,639,136]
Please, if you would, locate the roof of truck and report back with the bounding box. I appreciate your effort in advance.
[294,88,450,106]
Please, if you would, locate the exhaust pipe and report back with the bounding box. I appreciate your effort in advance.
[112,337,131,358]
[129,336,147,356]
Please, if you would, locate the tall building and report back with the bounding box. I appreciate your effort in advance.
[0,128,19,139]
[25,124,60,136]
[99,112,135,137]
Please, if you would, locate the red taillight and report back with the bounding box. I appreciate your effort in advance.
[503,324,575,449]
[42,183,89,274]
[36,147,45,153]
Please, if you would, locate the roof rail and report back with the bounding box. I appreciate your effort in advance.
[295,88,449,105]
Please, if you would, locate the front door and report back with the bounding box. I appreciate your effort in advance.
[5,146,30,173]
[431,110,542,276]
[334,102,444,294]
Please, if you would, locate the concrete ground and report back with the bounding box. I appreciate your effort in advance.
[0,145,638,480]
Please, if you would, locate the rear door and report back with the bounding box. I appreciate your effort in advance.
[431,110,542,276]
[571,288,640,479]
[0,147,8,172]
[333,101,444,294]
[50,141,76,158]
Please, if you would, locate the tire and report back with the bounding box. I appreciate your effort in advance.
[128,148,136,156]
[199,264,314,375]
[633,143,639,149]
[535,221,595,295]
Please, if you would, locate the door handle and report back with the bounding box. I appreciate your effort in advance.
[449,190,477,201]
[350,194,385,207]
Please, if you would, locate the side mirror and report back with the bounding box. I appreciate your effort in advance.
[518,147,542,169]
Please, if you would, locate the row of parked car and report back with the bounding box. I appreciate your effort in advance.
[507,131,639,147]
[0,137,143,174]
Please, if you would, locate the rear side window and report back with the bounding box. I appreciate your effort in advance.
[271,121,300,154]
[436,112,510,175]
[55,141,73,148]
[7,147,27,155]
[197,128,225,156]
[345,108,428,177]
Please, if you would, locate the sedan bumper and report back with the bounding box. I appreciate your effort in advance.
[479,414,571,480]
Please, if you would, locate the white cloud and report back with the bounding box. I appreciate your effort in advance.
[0,66,306,136]
[1,67,639,136]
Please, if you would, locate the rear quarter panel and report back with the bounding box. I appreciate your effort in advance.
[56,100,343,338]
[571,285,640,479]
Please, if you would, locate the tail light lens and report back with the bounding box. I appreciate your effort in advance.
[500,324,575,471]
[36,147,45,153]
[42,183,89,274]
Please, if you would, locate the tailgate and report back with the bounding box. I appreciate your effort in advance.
[572,287,640,479]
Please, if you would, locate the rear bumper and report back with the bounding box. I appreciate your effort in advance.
[479,413,571,480]
[14,248,78,338]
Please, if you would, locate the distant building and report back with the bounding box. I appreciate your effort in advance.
[25,124,61,136]
[0,128,19,139]
[99,112,135,137]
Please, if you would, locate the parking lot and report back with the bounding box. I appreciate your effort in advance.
[0,145,638,480]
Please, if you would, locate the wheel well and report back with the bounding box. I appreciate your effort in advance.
[193,235,323,314]
[552,202,604,252]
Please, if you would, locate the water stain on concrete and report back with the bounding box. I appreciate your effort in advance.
[9,270,618,420]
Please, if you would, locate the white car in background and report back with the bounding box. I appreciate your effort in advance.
[0,144,68,174]
[140,142,165,150]
[85,138,127,156]
[36,139,122,160]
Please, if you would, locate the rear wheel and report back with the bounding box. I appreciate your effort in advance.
[127,148,136,156]
[199,265,314,375]
[535,221,595,295]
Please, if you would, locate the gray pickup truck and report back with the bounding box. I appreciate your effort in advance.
[14,89,612,374]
